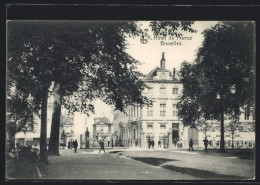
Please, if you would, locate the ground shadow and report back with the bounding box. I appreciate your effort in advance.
[131,157,178,166]
[109,151,122,154]
[162,165,249,180]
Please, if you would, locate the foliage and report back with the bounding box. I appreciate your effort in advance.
[195,21,255,115]
[196,118,212,137]
[150,21,196,37]
[177,21,255,151]
[7,20,196,157]
[177,61,202,125]
[6,89,39,134]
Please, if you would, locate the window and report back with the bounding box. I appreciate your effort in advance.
[160,86,166,95]
[160,124,166,129]
[147,105,153,116]
[172,123,179,129]
[147,87,153,95]
[147,124,153,129]
[160,72,166,79]
[172,88,178,94]
[172,104,177,116]
[160,103,166,116]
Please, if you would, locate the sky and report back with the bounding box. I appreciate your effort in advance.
[84,21,218,133]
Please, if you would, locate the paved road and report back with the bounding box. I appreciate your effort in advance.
[41,148,254,180]
[42,148,198,180]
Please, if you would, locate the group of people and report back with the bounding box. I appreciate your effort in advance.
[188,138,209,152]
[148,140,166,149]
[68,139,78,153]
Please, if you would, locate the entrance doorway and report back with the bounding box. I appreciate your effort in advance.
[172,123,179,147]
[188,127,198,145]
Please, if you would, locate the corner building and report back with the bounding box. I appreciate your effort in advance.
[113,52,183,148]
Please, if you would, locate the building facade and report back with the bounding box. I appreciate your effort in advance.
[113,52,255,149]
[92,117,114,147]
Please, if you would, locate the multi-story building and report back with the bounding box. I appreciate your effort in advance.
[113,52,255,149]
[113,52,183,148]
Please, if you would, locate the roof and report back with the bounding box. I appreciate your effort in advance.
[144,67,179,82]
[62,117,74,125]
[94,116,110,125]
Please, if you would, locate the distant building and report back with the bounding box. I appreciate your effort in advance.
[15,96,54,147]
[113,52,255,149]
[14,95,77,148]
[93,117,114,147]
[59,116,74,146]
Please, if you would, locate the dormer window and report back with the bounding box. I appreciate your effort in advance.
[160,72,166,79]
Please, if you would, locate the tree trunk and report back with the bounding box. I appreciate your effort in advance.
[220,109,225,152]
[48,83,62,156]
[40,88,48,162]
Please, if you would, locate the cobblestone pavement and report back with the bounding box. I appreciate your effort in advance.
[40,147,254,180]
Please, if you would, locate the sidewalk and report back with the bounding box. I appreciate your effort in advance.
[40,148,199,180]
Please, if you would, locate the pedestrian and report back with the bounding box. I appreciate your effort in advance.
[108,140,110,147]
[111,139,114,149]
[73,139,78,153]
[158,140,161,148]
[203,137,209,152]
[188,138,194,151]
[68,140,71,149]
[135,139,138,146]
[71,139,74,149]
[99,139,106,154]
[148,139,151,149]
[151,140,154,149]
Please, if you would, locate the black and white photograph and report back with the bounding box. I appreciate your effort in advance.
[6,20,255,180]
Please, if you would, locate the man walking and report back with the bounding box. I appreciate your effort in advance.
[203,137,209,152]
[99,139,106,154]
[68,140,71,149]
[158,140,161,148]
[73,139,78,153]
[189,138,194,151]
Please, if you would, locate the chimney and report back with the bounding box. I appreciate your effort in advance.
[160,52,165,69]
[173,68,176,78]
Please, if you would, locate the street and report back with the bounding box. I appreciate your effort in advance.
[39,148,254,180]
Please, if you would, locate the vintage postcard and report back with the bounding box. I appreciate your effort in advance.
[6,20,255,180]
